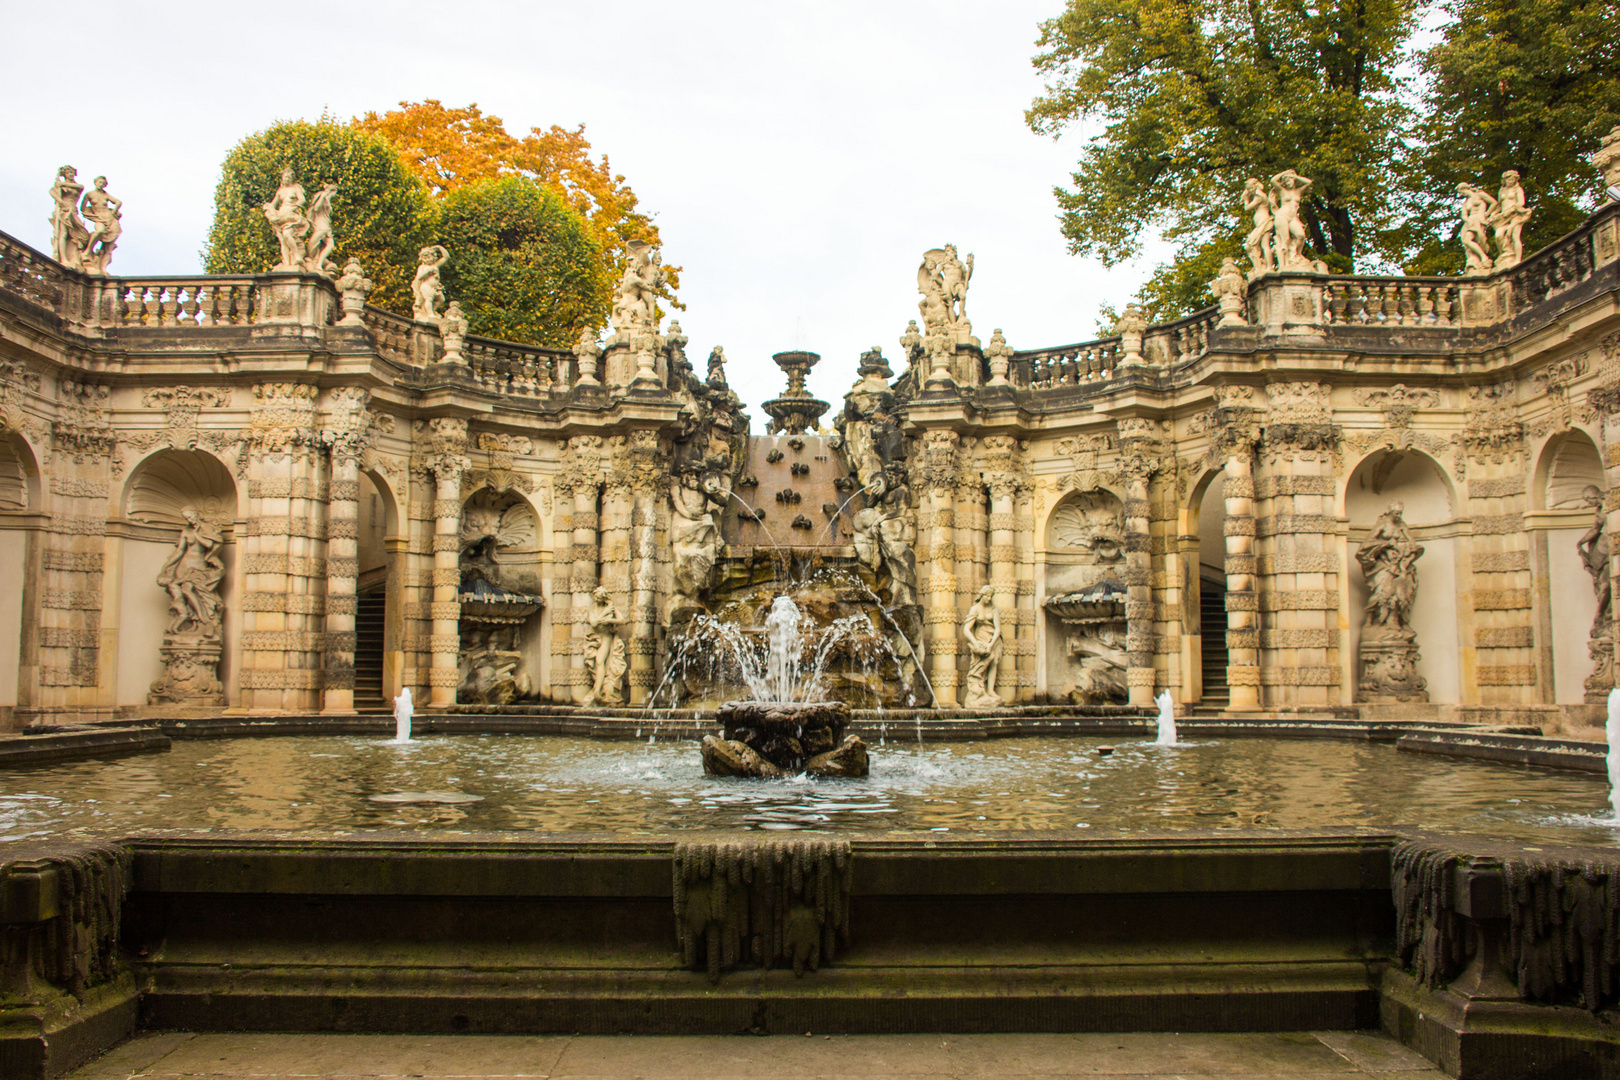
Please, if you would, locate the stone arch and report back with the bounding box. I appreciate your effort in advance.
[1533,429,1604,511]
[123,447,239,525]
[457,487,546,704]
[1531,430,1605,703]
[1184,465,1228,704]
[0,431,41,512]
[115,449,240,708]
[1344,448,1461,705]
[0,433,41,707]
[354,467,404,703]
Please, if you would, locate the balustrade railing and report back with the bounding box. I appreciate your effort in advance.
[1148,306,1220,363]
[1505,218,1599,314]
[362,307,415,367]
[0,233,66,312]
[1018,337,1122,389]
[111,279,259,327]
[461,337,575,398]
[1323,277,1460,326]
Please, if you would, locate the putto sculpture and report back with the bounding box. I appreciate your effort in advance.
[48,166,122,275]
[411,244,449,322]
[1356,500,1428,702]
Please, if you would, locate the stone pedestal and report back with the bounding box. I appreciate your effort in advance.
[148,636,223,705]
[1358,627,1429,702]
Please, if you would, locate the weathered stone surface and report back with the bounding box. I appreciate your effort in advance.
[707,700,865,777]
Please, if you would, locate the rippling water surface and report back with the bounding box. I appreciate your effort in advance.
[0,733,1614,843]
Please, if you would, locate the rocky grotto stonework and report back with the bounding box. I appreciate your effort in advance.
[701,700,869,778]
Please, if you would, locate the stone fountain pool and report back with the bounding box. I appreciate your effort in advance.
[1,731,1612,842]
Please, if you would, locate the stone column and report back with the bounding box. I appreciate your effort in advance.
[423,418,468,708]
[1220,444,1261,711]
[1013,487,1037,701]
[557,437,603,703]
[1117,421,1164,708]
[954,457,986,698]
[622,431,667,705]
[1255,456,1342,710]
[320,388,369,714]
[912,431,961,707]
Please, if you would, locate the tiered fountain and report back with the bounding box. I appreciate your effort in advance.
[698,596,870,778]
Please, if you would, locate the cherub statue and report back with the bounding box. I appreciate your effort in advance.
[412,244,449,322]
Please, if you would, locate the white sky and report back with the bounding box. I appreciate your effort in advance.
[0,0,1173,420]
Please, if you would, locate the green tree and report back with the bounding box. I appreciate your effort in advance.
[435,178,612,348]
[1027,0,1419,318]
[1407,0,1620,274]
[203,119,434,314]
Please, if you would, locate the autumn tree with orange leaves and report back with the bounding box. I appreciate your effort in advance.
[353,100,679,305]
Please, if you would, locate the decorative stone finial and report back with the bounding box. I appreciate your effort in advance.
[1595,126,1620,202]
[984,329,1014,386]
[572,327,603,386]
[1209,259,1248,326]
[1115,303,1149,367]
[441,301,468,363]
[761,351,830,435]
[336,258,372,325]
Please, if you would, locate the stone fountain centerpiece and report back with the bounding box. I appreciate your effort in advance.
[699,596,870,778]
[761,350,830,436]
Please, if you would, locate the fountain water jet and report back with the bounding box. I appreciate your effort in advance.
[1154,689,1177,746]
[699,596,870,778]
[393,688,413,744]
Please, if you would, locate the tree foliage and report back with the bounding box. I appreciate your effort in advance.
[1029,0,1420,318]
[352,100,678,304]
[1406,0,1620,274]
[436,178,611,349]
[203,119,434,313]
[1030,0,1620,316]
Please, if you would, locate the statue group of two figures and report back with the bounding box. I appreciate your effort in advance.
[1457,172,1534,274]
[1241,169,1324,277]
[262,169,340,275]
[48,166,122,275]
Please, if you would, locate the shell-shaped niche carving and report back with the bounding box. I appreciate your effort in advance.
[0,435,35,512]
[125,449,237,526]
[1543,434,1604,510]
[459,489,538,552]
[1048,489,1125,561]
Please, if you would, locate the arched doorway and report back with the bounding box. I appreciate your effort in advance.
[1190,470,1227,707]
[0,432,41,714]
[354,470,400,709]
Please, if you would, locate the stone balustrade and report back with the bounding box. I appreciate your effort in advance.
[1019,338,1122,388]
[109,278,260,327]
[1323,277,1460,326]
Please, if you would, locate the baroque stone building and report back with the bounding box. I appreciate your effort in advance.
[2,177,1620,733]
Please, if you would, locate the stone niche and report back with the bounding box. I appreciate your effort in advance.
[1042,489,1129,703]
[456,488,544,704]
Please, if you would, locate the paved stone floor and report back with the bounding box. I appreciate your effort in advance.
[66,1030,1446,1079]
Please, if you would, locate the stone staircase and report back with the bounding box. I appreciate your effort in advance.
[354,590,387,710]
[1198,581,1229,712]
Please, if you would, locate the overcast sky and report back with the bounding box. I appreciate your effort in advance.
[0,1,1173,420]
